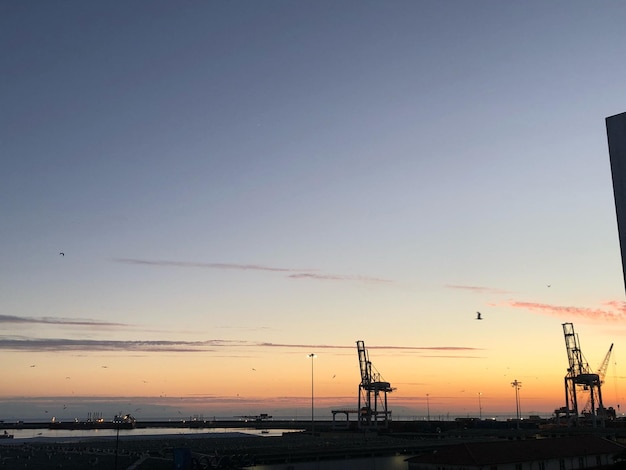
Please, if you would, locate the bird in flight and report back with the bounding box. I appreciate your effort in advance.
[29,364,36,368]
[476,311,483,320]
[59,252,64,256]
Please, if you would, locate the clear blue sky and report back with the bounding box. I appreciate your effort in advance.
[1,1,626,420]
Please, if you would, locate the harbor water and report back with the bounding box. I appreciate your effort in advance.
[2,426,296,441]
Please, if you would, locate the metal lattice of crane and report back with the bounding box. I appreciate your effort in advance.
[562,323,606,427]
[356,340,394,429]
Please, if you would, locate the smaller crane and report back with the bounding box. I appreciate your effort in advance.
[597,344,614,384]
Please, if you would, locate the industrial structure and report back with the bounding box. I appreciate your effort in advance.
[559,322,613,426]
[607,111,626,295]
[356,340,394,428]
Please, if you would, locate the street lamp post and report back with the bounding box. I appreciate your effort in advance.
[114,422,120,470]
[308,353,316,433]
[511,380,522,425]
[426,394,430,421]
[478,392,483,419]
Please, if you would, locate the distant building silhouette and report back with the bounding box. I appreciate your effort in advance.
[607,111,626,295]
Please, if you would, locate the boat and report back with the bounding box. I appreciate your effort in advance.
[1,430,13,439]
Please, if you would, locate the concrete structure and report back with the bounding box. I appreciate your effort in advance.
[607,112,626,295]
[407,435,625,470]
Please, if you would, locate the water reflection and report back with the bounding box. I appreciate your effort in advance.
[4,427,297,441]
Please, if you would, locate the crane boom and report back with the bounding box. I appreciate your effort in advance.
[598,343,614,383]
[357,340,371,386]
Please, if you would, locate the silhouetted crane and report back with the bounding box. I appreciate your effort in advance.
[562,323,606,427]
[597,344,614,384]
[356,340,394,429]
[581,343,614,417]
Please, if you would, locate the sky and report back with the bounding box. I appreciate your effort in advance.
[2,1,626,422]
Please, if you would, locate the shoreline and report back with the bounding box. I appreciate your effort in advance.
[0,430,260,445]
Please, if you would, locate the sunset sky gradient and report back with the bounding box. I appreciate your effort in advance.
[2,1,626,421]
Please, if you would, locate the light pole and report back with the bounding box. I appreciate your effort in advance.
[114,421,120,470]
[478,392,483,419]
[308,353,316,433]
[426,394,430,421]
[511,380,522,423]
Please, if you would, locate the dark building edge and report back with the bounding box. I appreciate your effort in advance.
[606,111,626,295]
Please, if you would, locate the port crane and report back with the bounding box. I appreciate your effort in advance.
[356,340,394,429]
[581,343,614,417]
[562,323,607,426]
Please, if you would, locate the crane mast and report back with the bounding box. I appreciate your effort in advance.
[356,340,394,429]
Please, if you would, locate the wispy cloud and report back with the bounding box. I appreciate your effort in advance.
[445,285,512,294]
[0,315,128,327]
[113,258,307,272]
[366,345,481,351]
[113,258,392,283]
[288,273,391,283]
[0,337,238,352]
[256,342,481,352]
[508,300,626,321]
[0,337,481,353]
[422,354,485,359]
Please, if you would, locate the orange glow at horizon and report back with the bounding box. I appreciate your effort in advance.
[0,345,599,419]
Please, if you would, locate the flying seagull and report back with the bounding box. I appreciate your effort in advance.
[59,252,64,256]
[476,311,483,320]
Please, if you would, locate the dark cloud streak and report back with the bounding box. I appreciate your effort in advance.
[0,314,128,327]
[288,273,391,283]
[113,258,392,283]
[445,285,511,294]
[0,337,481,353]
[114,258,309,272]
[0,337,219,352]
